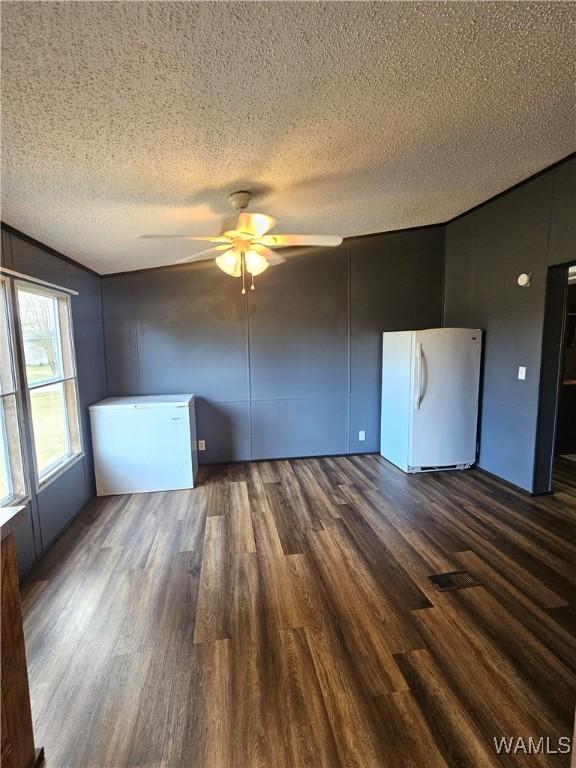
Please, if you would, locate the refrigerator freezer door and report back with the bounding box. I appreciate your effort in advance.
[380,331,414,471]
[409,328,481,468]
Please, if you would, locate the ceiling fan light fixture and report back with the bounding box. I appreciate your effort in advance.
[244,250,269,276]
[215,250,241,277]
[142,190,342,292]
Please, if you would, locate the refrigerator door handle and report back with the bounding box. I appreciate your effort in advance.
[415,342,424,410]
[415,343,428,409]
[419,345,427,407]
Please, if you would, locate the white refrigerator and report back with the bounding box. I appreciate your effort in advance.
[380,328,482,473]
[89,395,198,495]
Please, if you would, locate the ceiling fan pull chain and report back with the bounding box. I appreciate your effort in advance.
[241,252,246,295]
[251,273,256,291]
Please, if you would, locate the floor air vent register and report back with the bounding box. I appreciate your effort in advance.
[428,570,480,591]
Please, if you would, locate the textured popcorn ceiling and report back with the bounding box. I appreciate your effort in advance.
[1,1,574,274]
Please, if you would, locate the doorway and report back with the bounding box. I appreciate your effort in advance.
[534,263,576,493]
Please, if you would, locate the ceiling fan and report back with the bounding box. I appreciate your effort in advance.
[141,191,343,293]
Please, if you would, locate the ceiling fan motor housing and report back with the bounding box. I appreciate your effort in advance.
[228,190,252,211]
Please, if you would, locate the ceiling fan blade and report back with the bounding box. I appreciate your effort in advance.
[140,234,230,242]
[235,212,276,237]
[259,234,343,248]
[252,244,286,265]
[171,244,231,265]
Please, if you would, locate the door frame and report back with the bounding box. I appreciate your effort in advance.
[533,262,574,493]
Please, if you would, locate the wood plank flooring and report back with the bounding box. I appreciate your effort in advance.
[21,456,576,767]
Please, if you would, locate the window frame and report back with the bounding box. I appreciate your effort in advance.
[14,279,84,490]
[0,276,29,505]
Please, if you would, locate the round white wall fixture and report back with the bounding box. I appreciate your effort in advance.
[517,273,531,287]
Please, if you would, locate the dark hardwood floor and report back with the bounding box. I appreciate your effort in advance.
[21,456,576,767]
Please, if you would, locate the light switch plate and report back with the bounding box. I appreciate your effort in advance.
[359,430,366,441]
[518,366,526,381]
[198,439,206,451]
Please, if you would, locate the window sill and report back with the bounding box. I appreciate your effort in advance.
[0,492,31,509]
[36,452,85,494]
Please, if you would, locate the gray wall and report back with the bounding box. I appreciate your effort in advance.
[444,156,576,492]
[103,228,445,462]
[1,229,107,576]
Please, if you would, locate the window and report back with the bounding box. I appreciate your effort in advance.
[0,278,27,503]
[16,282,82,484]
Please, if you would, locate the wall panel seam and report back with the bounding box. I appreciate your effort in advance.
[347,241,352,454]
[100,281,110,398]
[251,395,351,403]
[441,224,447,325]
[132,280,142,395]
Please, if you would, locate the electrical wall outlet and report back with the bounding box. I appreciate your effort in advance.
[359,430,366,442]
[198,439,206,451]
[518,366,526,381]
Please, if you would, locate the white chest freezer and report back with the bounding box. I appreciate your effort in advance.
[89,395,198,496]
